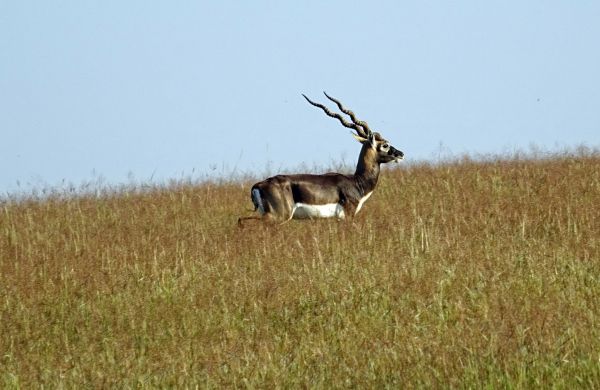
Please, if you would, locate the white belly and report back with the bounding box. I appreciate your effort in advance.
[292,203,346,219]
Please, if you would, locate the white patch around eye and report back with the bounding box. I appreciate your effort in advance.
[292,203,345,219]
[355,191,373,215]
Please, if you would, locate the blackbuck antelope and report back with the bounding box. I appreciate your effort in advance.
[238,92,404,225]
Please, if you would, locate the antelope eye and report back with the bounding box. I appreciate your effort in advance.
[381,143,390,151]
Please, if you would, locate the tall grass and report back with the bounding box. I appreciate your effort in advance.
[1,150,599,387]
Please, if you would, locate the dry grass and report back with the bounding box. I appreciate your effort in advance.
[1,149,600,388]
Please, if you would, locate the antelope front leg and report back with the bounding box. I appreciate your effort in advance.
[341,200,360,221]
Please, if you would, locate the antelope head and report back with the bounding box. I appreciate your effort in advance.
[302,92,404,165]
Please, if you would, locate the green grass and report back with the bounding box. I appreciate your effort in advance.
[1,150,600,387]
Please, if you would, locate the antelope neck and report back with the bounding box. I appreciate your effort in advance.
[353,145,380,197]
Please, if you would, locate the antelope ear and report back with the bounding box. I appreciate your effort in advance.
[368,132,377,149]
[352,133,369,144]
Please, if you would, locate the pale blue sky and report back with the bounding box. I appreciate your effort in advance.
[1,1,599,194]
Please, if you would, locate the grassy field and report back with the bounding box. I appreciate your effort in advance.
[1,149,600,388]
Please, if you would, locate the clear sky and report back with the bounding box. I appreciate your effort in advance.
[1,1,599,194]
